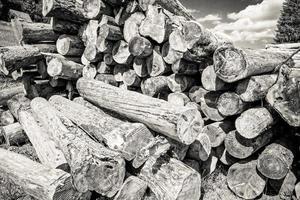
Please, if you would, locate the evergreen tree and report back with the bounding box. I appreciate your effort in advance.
[275,0,300,43]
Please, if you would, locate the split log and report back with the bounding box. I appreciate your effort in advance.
[0,148,90,200]
[266,66,300,127]
[227,160,266,200]
[114,176,147,200]
[236,74,278,102]
[95,74,118,86]
[167,92,190,106]
[129,36,153,58]
[99,24,123,41]
[257,143,294,180]
[7,94,68,170]
[97,61,114,74]
[155,0,195,20]
[113,65,130,82]
[203,121,234,148]
[49,95,155,161]
[147,46,170,77]
[56,34,84,56]
[0,45,42,75]
[133,57,148,77]
[217,92,248,116]
[139,155,201,200]
[0,122,27,146]
[47,57,84,80]
[82,64,97,79]
[225,130,273,159]
[167,74,197,93]
[112,40,133,65]
[123,12,145,43]
[187,133,211,161]
[139,5,167,43]
[77,78,204,145]
[42,0,87,23]
[123,69,141,87]
[172,59,200,75]
[0,84,24,106]
[235,107,274,139]
[83,43,103,63]
[140,76,170,97]
[161,41,183,64]
[82,0,112,19]
[201,65,231,91]
[0,110,15,126]
[31,97,126,196]
[103,53,117,65]
[50,17,80,34]
[213,46,291,83]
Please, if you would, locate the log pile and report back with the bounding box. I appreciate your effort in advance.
[0,0,300,200]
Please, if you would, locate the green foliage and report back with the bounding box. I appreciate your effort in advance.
[275,0,300,43]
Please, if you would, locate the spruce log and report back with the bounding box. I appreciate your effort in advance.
[187,133,211,161]
[129,36,153,57]
[96,74,118,86]
[167,74,197,93]
[113,65,130,82]
[49,95,155,161]
[83,43,103,63]
[140,76,170,97]
[0,122,27,146]
[161,41,183,64]
[0,110,15,126]
[172,59,200,75]
[266,66,300,127]
[97,61,114,74]
[133,57,148,77]
[103,53,117,65]
[139,155,201,200]
[77,78,204,145]
[114,176,147,200]
[0,84,24,106]
[217,92,248,116]
[147,46,170,77]
[56,34,84,56]
[50,17,80,34]
[167,92,190,106]
[47,57,84,80]
[112,40,133,65]
[82,64,97,79]
[123,69,141,87]
[235,107,274,139]
[213,46,291,83]
[31,97,126,196]
[225,130,273,159]
[257,143,294,180]
[227,160,266,200]
[236,74,278,102]
[123,12,145,43]
[0,45,42,75]
[0,148,90,200]
[201,65,230,91]
[82,0,112,19]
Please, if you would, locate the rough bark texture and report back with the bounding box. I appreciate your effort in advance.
[50,17,80,34]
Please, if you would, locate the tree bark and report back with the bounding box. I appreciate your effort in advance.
[141,76,170,97]
[99,24,123,41]
[0,110,15,126]
[77,78,203,145]
[172,59,200,75]
[83,43,103,63]
[201,65,231,91]
[50,17,80,34]
[56,34,84,56]
[155,0,195,20]
[114,176,147,200]
[97,61,114,74]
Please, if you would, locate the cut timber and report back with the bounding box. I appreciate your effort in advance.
[43,53,81,64]
[227,160,266,200]
[0,45,42,75]
[97,62,114,74]
[112,40,133,65]
[77,78,204,145]
[47,57,84,80]
[162,41,183,64]
[0,110,15,126]
[147,46,170,77]
[49,95,155,161]
[172,59,200,75]
[187,133,211,161]
[82,0,112,19]
[225,130,273,159]
[50,17,80,34]
[167,74,197,92]
[114,176,147,200]
[266,66,300,127]
[0,84,24,106]
[12,20,59,44]
[169,29,188,53]
[139,155,201,200]
[103,53,117,65]
[42,0,87,23]
[257,143,294,180]
[155,0,195,20]
[167,92,190,106]
[7,94,68,170]
[236,74,278,102]
[99,24,123,41]
[83,43,103,63]
[123,12,145,43]
[141,76,170,97]
[0,148,91,200]
[82,20,98,45]
[0,122,27,146]
[139,5,167,43]
[213,46,291,83]
[8,9,32,22]
[31,97,126,196]
[96,38,114,53]
[96,74,118,86]
[82,64,97,79]
[235,107,274,139]
[201,65,231,91]
[123,69,141,87]
[181,21,203,49]
[129,36,153,57]
[56,34,84,56]
[217,92,248,116]
[133,57,148,77]
[203,121,234,148]
[113,65,130,82]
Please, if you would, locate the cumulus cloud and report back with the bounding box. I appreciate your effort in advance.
[197,14,222,22]
[186,9,200,14]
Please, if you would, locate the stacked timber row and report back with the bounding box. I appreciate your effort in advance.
[0,0,300,200]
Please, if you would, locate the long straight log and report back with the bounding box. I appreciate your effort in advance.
[31,97,126,196]
[95,74,118,86]
[155,0,195,20]
[77,78,204,145]
[0,148,90,200]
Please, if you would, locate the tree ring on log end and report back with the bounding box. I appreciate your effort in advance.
[47,58,63,78]
[257,154,288,180]
[214,46,246,83]
[177,108,203,145]
[83,0,101,19]
[56,36,70,56]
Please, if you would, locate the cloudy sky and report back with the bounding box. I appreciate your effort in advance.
[181,0,285,49]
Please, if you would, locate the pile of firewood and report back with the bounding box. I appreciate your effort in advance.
[0,0,300,200]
